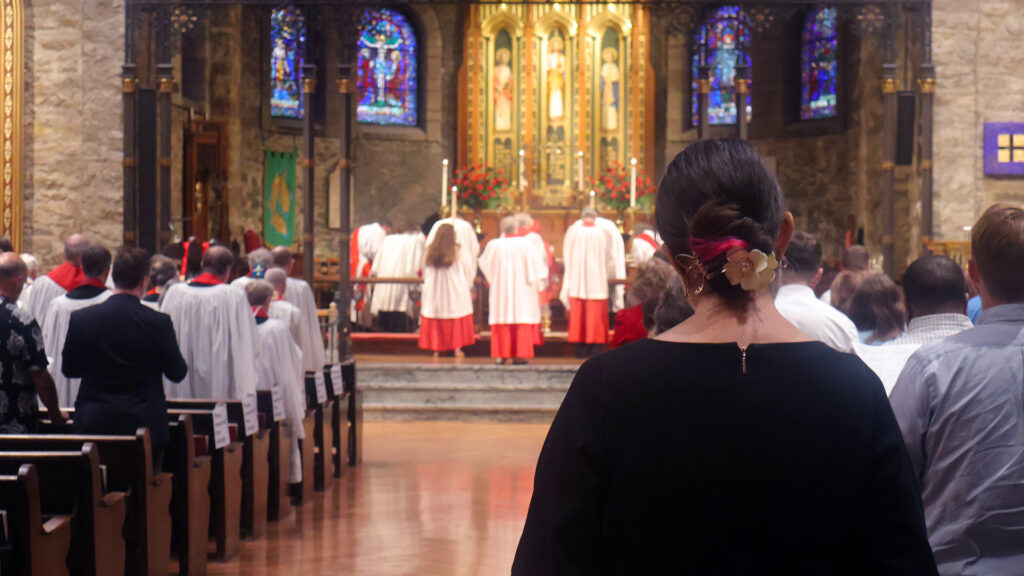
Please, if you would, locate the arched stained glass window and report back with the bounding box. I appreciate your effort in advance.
[270,6,306,119]
[357,8,418,127]
[800,7,838,120]
[691,6,751,126]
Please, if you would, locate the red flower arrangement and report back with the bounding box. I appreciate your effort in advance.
[452,165,510,211]
[591,161,657,213]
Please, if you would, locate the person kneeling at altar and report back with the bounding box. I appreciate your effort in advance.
[420,222,477,360]
[479,216,548,365]
[246,280,306,485]
[561,207,619,358]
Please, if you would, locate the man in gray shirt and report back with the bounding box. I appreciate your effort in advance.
[891,203,1024,575]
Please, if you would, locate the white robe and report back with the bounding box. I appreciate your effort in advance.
[630,231,660,264]
[269,298,303,345]
[422,219,479,320]
[230,275,254,291]
[254,317,307,482]
[285,277,327,373]
[160,282,258,400]
[43,289,112,407]
[478,237,548,325]
[595,218,626,311]
[17,280,32,310]
[560,221,617,311]
[356,223,388,274]
[24,275,67,328]
[369,233,425,316]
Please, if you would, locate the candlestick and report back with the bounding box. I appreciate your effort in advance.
[589,189,596,209]
[518,149,526,192]
[442,158,449,208]
[630,157,637,209]
[451,186,458,222]
[577,150,584,193]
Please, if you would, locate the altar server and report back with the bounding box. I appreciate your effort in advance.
[160,245,258,399]
[230,247,273,291]
[351,221,389,322]
[420,221,478,358]
[478,216,548,364]
[141,255,179,309]
[561,207,619,356]
[247,280,306,483]
[43,245,112,407]
[25,233,89,327]
[265,267,302,345]
[270,247,326,373]
[631,224,661,264]
[369,225,426,333]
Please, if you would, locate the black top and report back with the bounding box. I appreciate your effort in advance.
[0,296,48,433]
[513,339,938,575]
[66,284,107,300]
[62,294,188,447]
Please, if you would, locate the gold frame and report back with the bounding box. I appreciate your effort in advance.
[1,0,21,249]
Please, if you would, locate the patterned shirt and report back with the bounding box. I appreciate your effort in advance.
[886,313,973,347]
[0,295,49,433]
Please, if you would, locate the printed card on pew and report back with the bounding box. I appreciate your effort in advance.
[213,402,231,449]
[270,385,286,421]
[330,364,343,395]
[242,393,260,436]
[314,370,328,404]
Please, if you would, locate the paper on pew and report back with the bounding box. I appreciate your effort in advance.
[242,393,259,436]
[330,364,343,395]
[213,403,231,449]
[271,386,286,422]
[314,371,328,404]
[853,343,921,396]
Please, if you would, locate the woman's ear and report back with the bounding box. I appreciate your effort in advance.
[663,244,686,278]
[775,212,795,259]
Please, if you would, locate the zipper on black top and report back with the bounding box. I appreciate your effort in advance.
[740,345,748,374]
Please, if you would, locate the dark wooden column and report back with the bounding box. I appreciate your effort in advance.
[919,5,935,246]
[735,63,749,141]
[122,57,138,247]
[335,63,354,363]
[696,53,711,140]
[157,62,173,249]
[301,64,317,286]
[881,62,897,277]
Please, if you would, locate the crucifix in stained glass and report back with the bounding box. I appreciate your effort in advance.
[356,8,418,127]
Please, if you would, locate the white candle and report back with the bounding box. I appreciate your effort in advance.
[518,149,526,191]
[577,151,584,192]
[630,157,637,209]
[451,185,458,223]
[589,189,596,209]
[442,158,449,208]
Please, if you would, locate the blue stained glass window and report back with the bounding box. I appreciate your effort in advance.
[801,7,838,120]
[270,6,306,119]
[357,8,418,127]
[691,6,752,126]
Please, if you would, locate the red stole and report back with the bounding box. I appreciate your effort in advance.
[47,262,85,292]
[252,306,269,319]
[181,241,210,276]
[636,233,659,251]
[191,272,223,286]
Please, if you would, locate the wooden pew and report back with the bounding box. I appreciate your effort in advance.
[0,430,173,576]
[339,361,362,466]
[304,373,333,492]
[0,464,73,576]
[166,414,211,576]
[0,444,126,576]
[167,399,269,540]
[256,390,291,522]
[165,408,243,562]
[323,365,349,478]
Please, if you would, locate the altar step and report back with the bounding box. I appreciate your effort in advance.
[360,363,578,422]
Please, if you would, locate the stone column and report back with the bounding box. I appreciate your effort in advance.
[122,63,138,248]
[919,6,935,246]
[735,63,749,141]
[157,62,174,249]
[302,64,317,286]
[881,62,898,277]
[696,52,711,140]
[335,64,354,363]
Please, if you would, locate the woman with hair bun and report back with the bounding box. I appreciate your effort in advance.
[513,139,937,575]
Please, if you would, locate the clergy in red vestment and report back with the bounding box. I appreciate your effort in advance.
[560,207,618,357]
[25,233,89,328]
[478,217,548,364]
[420,221,477,359]
[350,221,389,324]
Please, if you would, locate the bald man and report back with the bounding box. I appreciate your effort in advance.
[160,246,258,402]
[270,247,325,373]
[25,233,90,327]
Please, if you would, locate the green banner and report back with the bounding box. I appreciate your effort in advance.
[264,150,297,247]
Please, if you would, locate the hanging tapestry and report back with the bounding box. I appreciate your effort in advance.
[264,150,297,247]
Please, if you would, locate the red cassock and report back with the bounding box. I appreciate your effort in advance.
[560,220,618,345]
[478,236,548,360]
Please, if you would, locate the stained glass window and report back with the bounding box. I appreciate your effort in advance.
[691,6,752,126]
[357,8,418,127]
[800,7,838,120]
[270,6,306,119]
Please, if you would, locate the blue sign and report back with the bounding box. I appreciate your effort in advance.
[984,122,1024,177]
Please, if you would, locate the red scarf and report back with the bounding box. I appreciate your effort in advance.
[583,220,596,228]
[636,233,659,251]
[191,272,223,286]
[146,288,159,296]
[79,277,107,289]
[252,306,269,319]
[47,262,85,291]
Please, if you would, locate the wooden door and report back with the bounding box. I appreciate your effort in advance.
[184,120,229,244]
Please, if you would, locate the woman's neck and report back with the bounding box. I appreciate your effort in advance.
[656,289,810,347]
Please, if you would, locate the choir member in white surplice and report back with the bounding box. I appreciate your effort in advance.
[270,247,327,374]
[247,280,306,483]
[264,268,302,345]
[595,215,627,312]
[43,245,112,407]
[141,255,179,310]
[230,248,273,292]
[419,220,478,358]
[350,221,389,323]
[630,224,661,265]
[160,246,258,400]
[368,227,426,333]
[25,233,90,328]
[16,253,38,310]
[561,208,618,356]
[479,217,549,364]
[515,213,554,331]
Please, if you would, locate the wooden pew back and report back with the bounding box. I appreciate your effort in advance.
[0,464,73,576]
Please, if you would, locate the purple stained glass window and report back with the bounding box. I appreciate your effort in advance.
[691,5,752,126]
[270,5,306,119]
[800,7,838,120]
[356,8,418,127]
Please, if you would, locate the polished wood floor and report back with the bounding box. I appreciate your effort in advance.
[208,421,549,575]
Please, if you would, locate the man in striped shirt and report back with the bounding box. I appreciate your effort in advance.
[887,255,972,347]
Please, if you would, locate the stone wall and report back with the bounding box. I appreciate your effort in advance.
[23,0,125,268]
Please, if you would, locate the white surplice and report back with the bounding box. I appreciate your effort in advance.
[230,275,255,291]
[355,223,388,275]
[160,282,258,399]
[254,317,307,482]
[478,236,548,325]
[369,232,426,316]
[560,221,617,312]
[24,275,67,328]
[285,277,327,373]
[422,218,479,320]
[595,218,626,311]
[269,298,303,345]
[43,290,112,407]
[630,231,660,264]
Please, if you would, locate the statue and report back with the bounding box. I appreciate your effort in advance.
[494,48,514,132]
[600,47,620,131]
[546,33,566,121]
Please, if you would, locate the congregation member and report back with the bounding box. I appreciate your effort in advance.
[264,267,302,345]
[652,274,694,335]
[25,233,89,327]
[231,247,273,290]
[514,139,937,574]
[43,245,112,407]
[420,221,477,359]
[351,220,389,323]
[62,248,187,473]
[828,269,866,315]
[0,253,64,433]
[610,258,674,348]
[848,273,905,344]
[142,255,179,309]
[820,244,870,306]
[630,223,660,264]
[966,293,982,323]
[478,216,548,364]
[161,245,258,399]
[16,252,37,308]
[887,255,971,346]
[246,280,306,485]
[775,231,859,353]
[561,207,618,357]
[891,203,1024,575]
[368,224,426,333]
[270,246,326,373]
